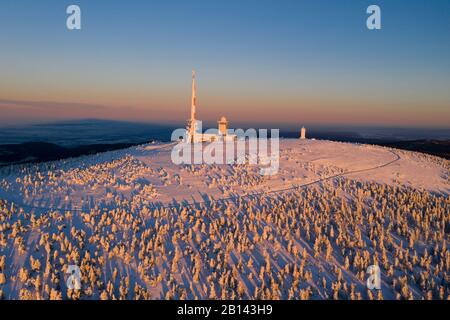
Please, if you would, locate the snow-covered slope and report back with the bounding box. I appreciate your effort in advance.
[0,139,449,300]
[0,139,448,212]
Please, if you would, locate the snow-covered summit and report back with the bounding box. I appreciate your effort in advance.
[0,139,448,212]
[0,139,448,300]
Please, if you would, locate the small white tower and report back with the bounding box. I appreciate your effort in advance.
[300,126,306,140]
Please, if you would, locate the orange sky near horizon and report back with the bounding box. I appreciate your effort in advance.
[1,88,449,128]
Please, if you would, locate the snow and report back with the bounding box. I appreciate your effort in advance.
[0,139,448,212]
[0,139,449,300]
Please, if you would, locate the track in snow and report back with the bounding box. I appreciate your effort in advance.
[3,148,401,213]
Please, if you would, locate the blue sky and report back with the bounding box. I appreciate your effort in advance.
[0,0,449,127]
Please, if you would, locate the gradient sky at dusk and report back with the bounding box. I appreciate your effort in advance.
[1,0,449,127]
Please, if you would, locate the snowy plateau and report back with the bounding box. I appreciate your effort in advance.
[0,139,449,300]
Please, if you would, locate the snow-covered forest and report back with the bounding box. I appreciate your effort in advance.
[0,140,448,300]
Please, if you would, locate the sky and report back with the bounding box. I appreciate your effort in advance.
[0,0,449,128]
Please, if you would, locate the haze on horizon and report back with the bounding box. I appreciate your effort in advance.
[0,0,449,128]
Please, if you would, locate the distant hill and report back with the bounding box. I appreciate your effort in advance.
[0,119,177,146]
[1,139,449,167]
[379,140,450,160]
[282,130,450,160]
[0,141,142,166]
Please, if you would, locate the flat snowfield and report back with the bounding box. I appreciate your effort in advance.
[0,139,448,211]
[0,139,449,300]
